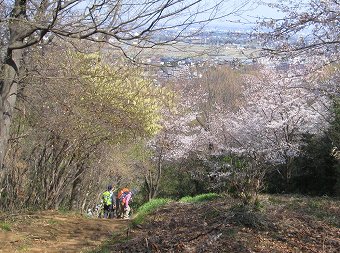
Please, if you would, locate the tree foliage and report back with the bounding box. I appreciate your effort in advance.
[153,63,333,203]
[0,45,169,210]
[0,0,236,169]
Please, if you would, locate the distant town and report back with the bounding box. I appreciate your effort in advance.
[136,25,261,69]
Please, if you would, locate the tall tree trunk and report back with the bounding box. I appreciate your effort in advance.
[0,48,22,169]
[69,176,82,210]
[151,148,163,199]
[144,147,163,201]
[69,162,87,210]
[0,0,27,169]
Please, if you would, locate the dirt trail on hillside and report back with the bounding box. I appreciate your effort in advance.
[0,211,128,253]
[1,196,340,253]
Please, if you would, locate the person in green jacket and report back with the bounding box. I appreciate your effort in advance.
[102,185,114,218]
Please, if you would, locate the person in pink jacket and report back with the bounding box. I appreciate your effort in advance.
[122,191,132,219]
[117,188,133,219]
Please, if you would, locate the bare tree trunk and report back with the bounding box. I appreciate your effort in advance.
[151,147,163,199]
[0,49,22,169]
[69,172,83,210]
[144,146,164,201]
[145,169,153,202]
[0,0,27,169]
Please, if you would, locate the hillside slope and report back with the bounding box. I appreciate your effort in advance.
[95,195,340,253]
[1,195,339,253]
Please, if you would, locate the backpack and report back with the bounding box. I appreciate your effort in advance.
[117,188,129,200]
[118,188,133,206]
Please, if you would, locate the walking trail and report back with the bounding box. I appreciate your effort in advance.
[0,210,127,253]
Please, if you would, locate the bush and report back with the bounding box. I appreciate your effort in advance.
[179,193,220,203]
[0,222,11,231]
[132,198,172,226]
[158,165,209,199]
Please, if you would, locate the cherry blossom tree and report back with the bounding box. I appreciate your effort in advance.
[158,64,331,202]
[258,0,340,69]
[222,68,330,183]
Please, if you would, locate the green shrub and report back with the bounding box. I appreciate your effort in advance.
[158,165,209,199]
[132,198,172,226]
[0,222,11,231]
[179,193,220,203]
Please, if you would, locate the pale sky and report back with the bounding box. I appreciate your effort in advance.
[206,0,285,27]
[154,0,286,29]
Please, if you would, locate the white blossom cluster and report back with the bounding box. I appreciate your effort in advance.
[152,65,332,166]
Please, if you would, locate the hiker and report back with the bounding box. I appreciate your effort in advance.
[117,187,132,219]
[86,208,93,218]
[110,187,117,218]
[102,185,115,218]
[95,203,103,218]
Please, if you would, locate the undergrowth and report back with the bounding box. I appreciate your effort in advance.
[0,221,11,231]
[132,198,172,226]
[179,193,220,203]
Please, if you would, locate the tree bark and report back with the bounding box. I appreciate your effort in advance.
[0,0,28,169]
[69,177,82,210]
[0,48,22,169]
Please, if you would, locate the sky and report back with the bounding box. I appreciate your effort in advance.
[241,0,284,19]
[205,0,285,28]
[76,0,287,30]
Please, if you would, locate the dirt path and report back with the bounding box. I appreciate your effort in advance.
[0,210,128,253]
[2,195,340,253]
